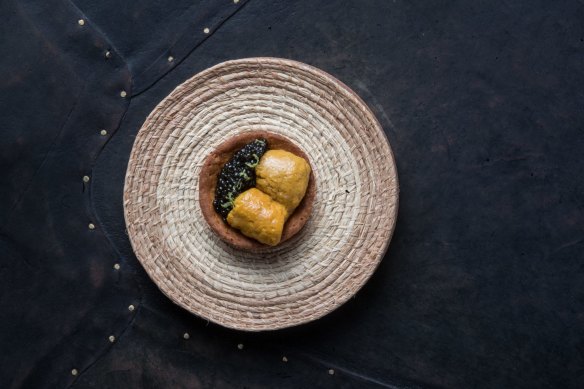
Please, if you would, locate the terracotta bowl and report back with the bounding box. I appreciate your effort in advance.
[198,131,316,251]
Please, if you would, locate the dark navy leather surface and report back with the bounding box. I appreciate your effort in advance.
[1,0,583,388]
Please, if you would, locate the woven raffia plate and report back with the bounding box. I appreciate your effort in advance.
[124,58,399,331]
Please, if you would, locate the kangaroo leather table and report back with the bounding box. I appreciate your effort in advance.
[1,0,583,388]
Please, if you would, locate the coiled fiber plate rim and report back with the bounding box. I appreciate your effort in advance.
[123,57,399,331]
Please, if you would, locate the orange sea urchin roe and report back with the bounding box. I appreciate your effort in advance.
[226,188,287,246]
[255,150,311,215]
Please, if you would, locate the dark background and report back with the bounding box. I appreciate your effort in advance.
[1,0,583,388]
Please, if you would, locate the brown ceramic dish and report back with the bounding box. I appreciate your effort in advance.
[199,131,316,251]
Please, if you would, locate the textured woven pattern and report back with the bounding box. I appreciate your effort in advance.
[124,58,399,331]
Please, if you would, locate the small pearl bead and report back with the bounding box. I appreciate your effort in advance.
[71,368,78,376]
[328,369,335,375]
[108,335,115,343]
[128,304,135,311]
[167,56,174,62]
[82,176,90,183]
[105,51,112,59]
[237,343,244,350]
[120,90,127,98]
[203,27,210,34]
[78,19,85,26]
[100,129,108,136]
[282,356,288,362]
[183,332,190,340]
[113,263,120,270]
[88,223,95,230]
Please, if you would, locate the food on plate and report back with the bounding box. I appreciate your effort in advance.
[211,137,312,246]
[256,150,311,215]
[203,131,316,251]
[226,188,287,246]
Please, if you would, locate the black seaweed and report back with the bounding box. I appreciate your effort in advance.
[213,138,268,219]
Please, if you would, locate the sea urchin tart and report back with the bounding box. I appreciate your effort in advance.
[227,188,288,246]
[256,150,311,215]
[199,131,316,251]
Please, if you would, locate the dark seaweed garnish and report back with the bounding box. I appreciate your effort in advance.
[213,138,268,219]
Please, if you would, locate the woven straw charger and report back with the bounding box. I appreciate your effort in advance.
[124,58,399,331]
